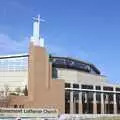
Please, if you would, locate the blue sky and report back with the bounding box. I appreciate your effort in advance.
[0,0,120,84]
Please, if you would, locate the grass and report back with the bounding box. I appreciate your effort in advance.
[93,116,120,120]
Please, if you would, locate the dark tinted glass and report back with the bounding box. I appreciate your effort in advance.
[103,86,113,91]
[96,86,101,90]
[116,88,120,91]
[65,83,70,88]
[82,85,93,89]
[73,84,79,88]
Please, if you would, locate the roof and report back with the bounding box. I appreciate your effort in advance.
[0,53,28,59]
[0,53,101,75]
[50,56,101,75]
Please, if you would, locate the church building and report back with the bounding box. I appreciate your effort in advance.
[0,16,120,114]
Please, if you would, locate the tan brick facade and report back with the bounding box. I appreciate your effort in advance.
[9,43,65,113]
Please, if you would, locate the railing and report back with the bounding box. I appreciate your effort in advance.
[65,88,120,94]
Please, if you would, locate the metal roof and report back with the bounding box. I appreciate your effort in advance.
[50,56,101,75]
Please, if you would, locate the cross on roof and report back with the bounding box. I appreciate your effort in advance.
[33,15,45,22]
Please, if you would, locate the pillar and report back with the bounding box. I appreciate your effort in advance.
[79,84,82,114]
[101,86,104,114]
[70,84,73,114]
[113,86,117,114]
[93,86,97,114]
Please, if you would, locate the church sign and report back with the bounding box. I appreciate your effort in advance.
[0,108,58,118]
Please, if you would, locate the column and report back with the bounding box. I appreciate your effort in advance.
[70,84,73,114]
[101,86,104,114]
[93,86,97,114]
[113,86,117,114]
[79,84,83,114]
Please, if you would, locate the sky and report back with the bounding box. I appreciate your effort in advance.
[0,0,120,84]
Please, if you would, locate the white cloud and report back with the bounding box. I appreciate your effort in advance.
[0,33,90,64]
[0,33,29,55]
[46,43,90,62]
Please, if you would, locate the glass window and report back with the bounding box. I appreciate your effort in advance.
[103,86,113,91]
[96,92,101,101]
[0,56,28,72]
[73,84,79,88]
[82,84,93,89]
[96,86,101,90]
[116,88,120,91]
[65,83,70,88]
[52,67,58,79]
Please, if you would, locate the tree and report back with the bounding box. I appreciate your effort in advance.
[0,85,11,107]
[0,89,4,97]
[4,84,9,96]
[22,85,28,96]
[0,89,10,107]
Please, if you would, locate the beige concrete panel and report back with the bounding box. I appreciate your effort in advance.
[77,72,107,85]
[57,68,107,85]
[0,71,28,91]
[93,103,97,114]
[58,69,78,83]
[79,103,82,114]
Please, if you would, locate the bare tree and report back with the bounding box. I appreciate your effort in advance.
[4,84,9,96]
[0,86,10,107]
[0,89,4,97]
[15,87,21,95]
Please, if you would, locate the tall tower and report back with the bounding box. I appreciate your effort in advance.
[28,15,65,113]
[30,15,44,47]
[10,15,65,113]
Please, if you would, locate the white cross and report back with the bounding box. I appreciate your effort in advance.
[33,15,45,22]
